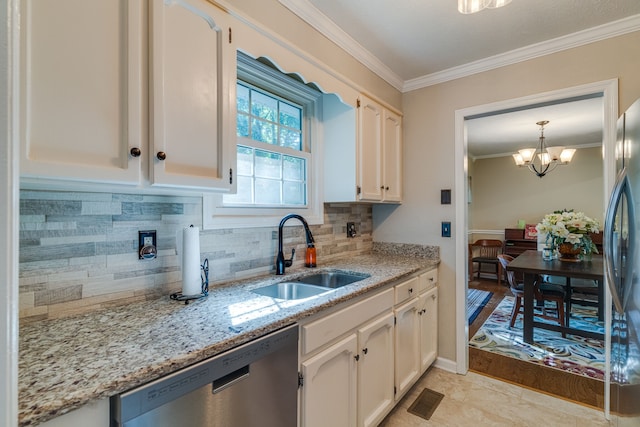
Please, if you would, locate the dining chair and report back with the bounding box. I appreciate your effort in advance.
[469,239,504,286]
[497,254,566,331]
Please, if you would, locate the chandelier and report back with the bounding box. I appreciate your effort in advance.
[512,121,576,178]
[458,0,512,14]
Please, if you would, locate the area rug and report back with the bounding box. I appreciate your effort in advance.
[469,296,605,380]
[467,289,493,325]
[407,387,444,420]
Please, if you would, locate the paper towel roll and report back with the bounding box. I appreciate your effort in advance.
[182,226,202,296]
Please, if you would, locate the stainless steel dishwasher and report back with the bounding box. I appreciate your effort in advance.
[110,324,298,427]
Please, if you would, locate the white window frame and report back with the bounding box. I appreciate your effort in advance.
[203,52,324,229]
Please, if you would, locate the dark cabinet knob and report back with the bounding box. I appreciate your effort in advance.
[409,288,413,294]
[385,186,389,191]
[363,348,368,355]
[129,147,141,157]
[156,152,166,161]
[354,354,360,361]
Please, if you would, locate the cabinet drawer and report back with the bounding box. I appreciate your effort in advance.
[418,269,438,293]
[395,277,419,305]
[301,288,394,356]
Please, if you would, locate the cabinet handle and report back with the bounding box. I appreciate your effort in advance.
[362,348,368,355]
[385,186,389,191]
[129,147,141,157]
[380,185,385,190]
[354,354,360,361]
[432,294,437,300]
[409,288,413,294]
[156,151,167,161]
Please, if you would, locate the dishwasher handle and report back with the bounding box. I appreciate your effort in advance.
[212,365,250,394]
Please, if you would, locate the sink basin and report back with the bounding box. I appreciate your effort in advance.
[252,282,330,300]
[295,270,370,289]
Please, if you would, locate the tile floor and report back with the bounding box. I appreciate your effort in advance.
[380,367,611,426]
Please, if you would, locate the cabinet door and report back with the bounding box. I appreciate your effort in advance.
[394,297,420,399]
[357,313,395,427]
[20,0,144,185]
[382,109,402,202]
[419,287,438,373]
[357,94,382,201]
[301,334,358,427]
[150,0,236,191]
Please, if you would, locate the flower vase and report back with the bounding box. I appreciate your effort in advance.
[557,242,581,262]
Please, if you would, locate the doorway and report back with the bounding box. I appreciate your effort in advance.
[453,80,618,406]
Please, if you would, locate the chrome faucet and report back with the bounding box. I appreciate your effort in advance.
[276,214,315,275]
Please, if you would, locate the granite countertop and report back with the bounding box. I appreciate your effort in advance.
[19,250,438,426]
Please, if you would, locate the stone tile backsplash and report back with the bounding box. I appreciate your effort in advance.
[19,190,373,323]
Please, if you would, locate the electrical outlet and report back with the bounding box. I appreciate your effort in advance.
[138,230,157,260]
[441,222,451,238]
[347,222,357,238]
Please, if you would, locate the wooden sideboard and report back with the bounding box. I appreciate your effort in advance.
[503,228,603,257]
[503,228,537,257]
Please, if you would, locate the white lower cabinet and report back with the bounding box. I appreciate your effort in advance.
[394,296,421,399]
[357,313,395,427]
[419,286,438,372]
[300,334,358,427]
[299,267,438,426]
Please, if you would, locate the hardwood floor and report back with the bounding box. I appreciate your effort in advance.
[468,276,605,409]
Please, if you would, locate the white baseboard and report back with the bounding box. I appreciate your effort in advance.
[433,357,458,373]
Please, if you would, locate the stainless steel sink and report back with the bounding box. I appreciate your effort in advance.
[251,270,370,300]
[251,282,330,300]
[295,270,370,289]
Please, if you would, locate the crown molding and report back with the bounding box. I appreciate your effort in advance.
[404,14,640,92]
[278,0,405,91]
[278,1,640,94]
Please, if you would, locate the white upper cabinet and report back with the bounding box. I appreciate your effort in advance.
[149,0,236,191]
[381,108,402,202]
[19,0,145,185]
[323,93,402,203]
[19,0,236,192]
[357,96,383,201]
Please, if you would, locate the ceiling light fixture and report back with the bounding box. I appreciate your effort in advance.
[458,0,512,14]
[512,120,576,178]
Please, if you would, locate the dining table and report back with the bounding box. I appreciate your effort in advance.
[506,250,604,344]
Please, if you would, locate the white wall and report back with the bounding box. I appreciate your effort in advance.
[374,30,640,363]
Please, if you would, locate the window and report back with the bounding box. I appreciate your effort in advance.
[204,52,324,228]
[226,82,308,206]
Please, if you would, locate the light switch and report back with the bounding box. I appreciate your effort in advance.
[441,222,451,238]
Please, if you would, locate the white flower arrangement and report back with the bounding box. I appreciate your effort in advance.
[536,210,600,255]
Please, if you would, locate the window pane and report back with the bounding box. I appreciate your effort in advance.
[283,181,305,205]
[255,150,281,179]
[279,128,302,150]
[283,155,305,181]
[255,178,281,204]
[237,113,249,138]
[236,146,253,175]
[279,101,301,129]
[251,118,276,145]
[251,90,277,121]
[237,84,250,113]
[224,176,253,204]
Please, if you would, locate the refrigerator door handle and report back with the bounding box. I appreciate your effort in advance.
[604,167,635,313]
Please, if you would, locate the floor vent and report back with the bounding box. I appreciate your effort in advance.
[407,387,444,420]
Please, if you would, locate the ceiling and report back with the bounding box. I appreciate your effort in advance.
[279,0,640,157]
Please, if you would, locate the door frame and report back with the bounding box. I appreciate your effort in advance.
[454,79,618,413]
[1,1,19,426]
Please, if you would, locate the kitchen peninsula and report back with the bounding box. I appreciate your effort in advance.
[19,246,438,427]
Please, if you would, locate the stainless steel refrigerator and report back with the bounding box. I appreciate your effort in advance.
[605,97,640,425]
